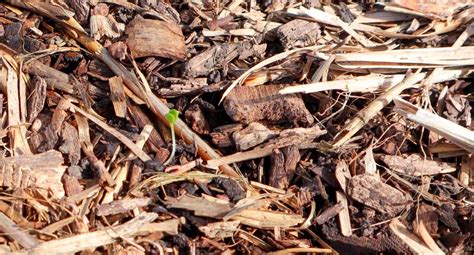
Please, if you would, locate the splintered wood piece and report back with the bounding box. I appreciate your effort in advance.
[413,219,444,254]
[389,219,436,254]
[0,201,35,229]
[335,46,474,68]
[394,97,474,154]
[380,154,456,176]
[335,161,351,192]
[29,98,70,153]
[26,213,157,254]
[232,209,305,229]
[0,150,66,198]
[363,145,377,175]
[276,19,320,49]
[96,198,151,216]
[347,174,411,216]
[223,85,314,126]
[288,6,472,40]
[5,0,85,33]
[199,221,240,239]
[233,122,275,151]
[137,218,183,236]
[279,70,470,95]
[90,14,124,40]
[108,76,127,118]
[459,155,473,190]
[24,60,74,94]
[101,125,152,204]
[336,191,352,237]
[1,55,31,155]
[184,43,239,78]
[204,146,276,170]
[0,212,39,249]
[125,16,186,59]
[165,195,232,218]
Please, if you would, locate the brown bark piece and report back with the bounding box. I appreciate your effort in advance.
[315,202,344,225]
[210,124,243,148]
[223,85,314,126]
[268,145,300,189]
[184,104,211,135]
[232,122,275,151]
[87,59,115,79]
[126,16,186,59]
[107,41,128,61]
[27,75,46,123]
[210,132,234,148]
[109,76,127,118]
[380,154,456,176]
[32,98,70,153]
[282,145,300,172]
[1,22,46,54]
[269,149,286,189]
[67,0,90,25]
[24,60,106,98]
[0,150,66,198]
[128,163,142,190]
[59,122,81,165]
[277,19,320,49]
[62,174,83,197]
[347,174,411,216]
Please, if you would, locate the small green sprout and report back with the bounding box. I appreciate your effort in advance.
[163,109,179,166]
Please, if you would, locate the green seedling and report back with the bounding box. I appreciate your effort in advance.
[163,109,179,166]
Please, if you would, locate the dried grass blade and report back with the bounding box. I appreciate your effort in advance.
[394,97,474,154]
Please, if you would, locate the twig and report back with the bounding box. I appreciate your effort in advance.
[0,212,39,249]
